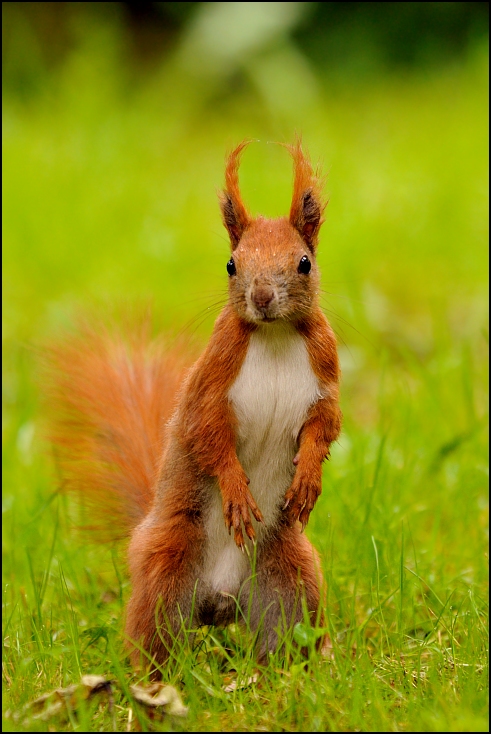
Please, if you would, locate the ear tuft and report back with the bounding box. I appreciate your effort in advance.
[287,137,327,252]
[219,141,252,250]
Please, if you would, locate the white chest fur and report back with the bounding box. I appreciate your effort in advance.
[200,322,321,595]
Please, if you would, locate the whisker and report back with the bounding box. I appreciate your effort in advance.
[181,289,229,306]
[208,229,232,246]
[320,302,375,350]
[174,301,227,341]
[319,288,367,306]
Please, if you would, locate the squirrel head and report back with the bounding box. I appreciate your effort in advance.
[219,139,327,325]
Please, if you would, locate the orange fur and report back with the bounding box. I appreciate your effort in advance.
[286,136,327,252]
[219,141,252,247]
[47,141,342,674]
[45,317,191,538]
[285,312,342,528]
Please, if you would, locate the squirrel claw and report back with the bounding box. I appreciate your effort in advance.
[251,505,264,524]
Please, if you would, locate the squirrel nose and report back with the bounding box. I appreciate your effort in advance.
[252,286,275,311]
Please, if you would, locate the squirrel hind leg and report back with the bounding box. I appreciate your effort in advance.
[125,516,206,674]
[242,526,328,664]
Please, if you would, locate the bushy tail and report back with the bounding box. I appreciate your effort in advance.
[45,316,191,540]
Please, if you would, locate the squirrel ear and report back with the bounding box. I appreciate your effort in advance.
[288,138,326,253]
[219,141,252,250]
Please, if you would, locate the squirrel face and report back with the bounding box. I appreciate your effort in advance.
[220,139,326,325]
[226,217,321,324]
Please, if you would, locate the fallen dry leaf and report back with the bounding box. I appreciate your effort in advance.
[130,682,188,717]
[6,674,188,728]
[8,675,115,726]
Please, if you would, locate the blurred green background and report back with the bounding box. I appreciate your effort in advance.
[3,1,489,404]
[2,3,489,730]
[3,0,488,453]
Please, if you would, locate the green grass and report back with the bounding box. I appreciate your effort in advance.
[2,14,489,732]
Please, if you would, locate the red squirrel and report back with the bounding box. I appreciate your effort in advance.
[48,139,342,672]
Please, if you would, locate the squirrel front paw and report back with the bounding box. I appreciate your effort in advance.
[283,465,322,531]
[222,480,264,549]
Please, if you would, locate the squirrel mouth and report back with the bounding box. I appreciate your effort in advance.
[251,308,278,323]
[246,296,279,323]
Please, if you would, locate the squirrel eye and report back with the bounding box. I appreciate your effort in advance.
[226,258,236,277]
[298,255,311,275]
